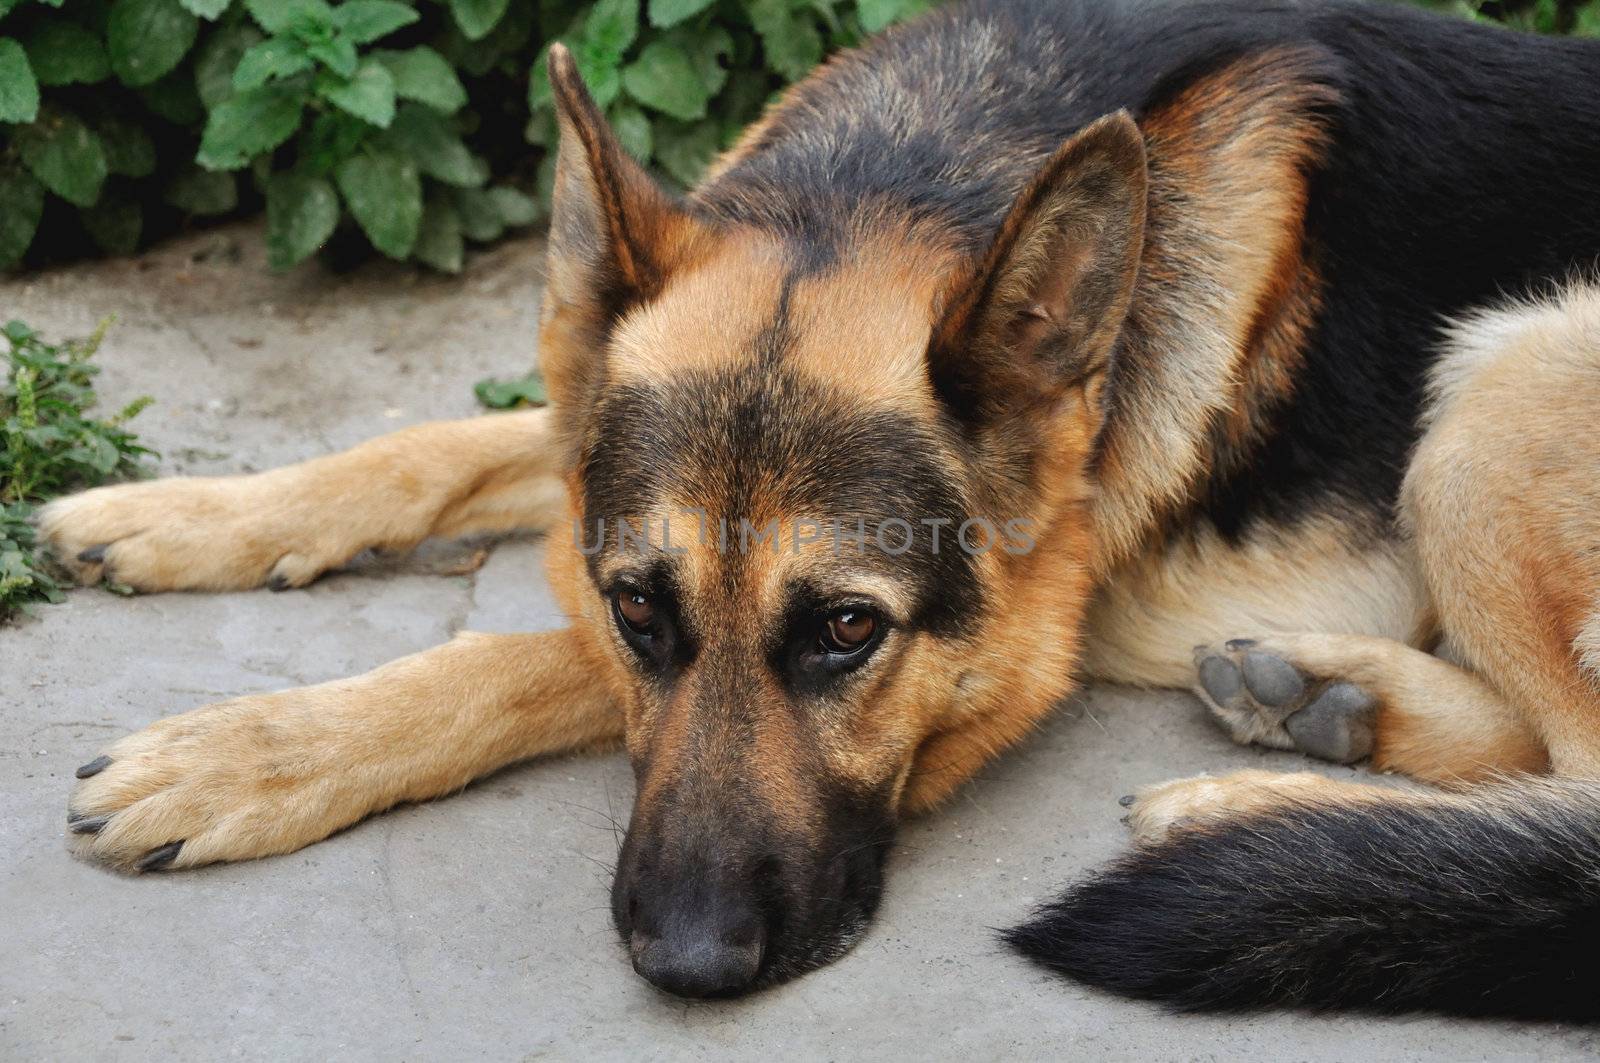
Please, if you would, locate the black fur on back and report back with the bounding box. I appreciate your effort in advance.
[1004,780,1600,1020]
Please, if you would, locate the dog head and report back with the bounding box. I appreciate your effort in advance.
[537,45,1147,997]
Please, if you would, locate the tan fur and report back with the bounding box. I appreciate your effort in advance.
[1124,769,1395,846]
[1083,518,1432,688]
[40,408,563,592]
[69,629,622,870]
[1091,50,1338,569]
[1402,282,1600,776]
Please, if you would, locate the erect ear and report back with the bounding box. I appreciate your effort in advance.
[540,43,711,409]
[929,111,1148,427]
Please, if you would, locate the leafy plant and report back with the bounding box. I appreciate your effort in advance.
[474,368,546,408]
[1,319,155,619]
[0,0,933,273]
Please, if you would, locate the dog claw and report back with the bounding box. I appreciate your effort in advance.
[136,841,184,872]
[77,544,109,564]
[1118,793,1137,808]
[68,813,111,835]
[267,574,291,592]
[75,755,112,779]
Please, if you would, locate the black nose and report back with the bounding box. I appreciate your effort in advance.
[628,903,766,998]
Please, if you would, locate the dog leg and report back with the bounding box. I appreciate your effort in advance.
[1122,769,1405,847]
[66,629,621,871]
[39,407,563,592]
[1190,632,1547,783]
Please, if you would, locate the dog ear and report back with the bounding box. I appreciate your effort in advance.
[929,111,1148,428]
[540,43,711,408]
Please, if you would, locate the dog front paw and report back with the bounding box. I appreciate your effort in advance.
[39,472,361,593]
[66,688,384,871]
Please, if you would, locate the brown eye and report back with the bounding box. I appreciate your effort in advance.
[615,591,656,635]
[821,609,877,654]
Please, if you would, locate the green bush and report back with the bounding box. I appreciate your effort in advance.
[0,0,932,271]
[2,318,154,619]
[0,0,1593,274]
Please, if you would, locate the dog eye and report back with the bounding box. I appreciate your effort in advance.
[615,591,657,636]
[820,609,877,654]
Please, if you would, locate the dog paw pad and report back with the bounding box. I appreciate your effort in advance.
[1284,682,1375,764]
[1197,655,1243,704]
[1240,651,1305,707]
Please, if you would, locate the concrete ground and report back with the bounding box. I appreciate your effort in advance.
[2,225,1594,1061]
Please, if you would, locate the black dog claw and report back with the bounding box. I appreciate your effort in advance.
[136,841,184,871]
[75,755,112,779]
[77,544,109,563]
[267,574,291,592]
[69,814,111,835]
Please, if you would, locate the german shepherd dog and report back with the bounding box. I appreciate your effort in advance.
[43,0,1600,1019]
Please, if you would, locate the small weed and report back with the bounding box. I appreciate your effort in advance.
[1,318,155,620]
[474,370,548,410]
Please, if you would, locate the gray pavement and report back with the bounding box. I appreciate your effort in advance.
[3,225,1594,1060]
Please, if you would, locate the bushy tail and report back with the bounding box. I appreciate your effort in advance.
[1004,779,1600,1020]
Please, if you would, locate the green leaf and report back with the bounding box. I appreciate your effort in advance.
[452,185,501,241]
[0,167,45,268]
[856,0,929,34]
[526,42,559,113]
[413,195,462,272]
[671,23,731,96]
[181,0,233,17]
[331,0,416,44]
[377,103,486,185]
[88,114,157,177]
[231,35,311,91]
[196,80,307,169]
[622,40,707,120]
[584,0,638,57]
[371,46,465,113]
[654,116,719,186]
[648,0,713,29]
[335,149,420,257]
[317,59,394,126]
[16,109,107,206]
[746,0,821,81]
[486,186,536,226]
[24,19,111,86]
[138,67,205,123]
[573,39,621,108]
[193,21,263,106]
[300,108,369,173]
[244,0,332,34]
[474,371,546,409]
[165,166,237,213]
[304,33,357,76]
[0,37,39,122]
[447,0,507,41]
[80,188,143,254]
[610,99,652,161]
[108,0,199,86]
[265,172,337,268]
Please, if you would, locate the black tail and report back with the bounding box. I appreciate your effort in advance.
[1004,779,1600,1020]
